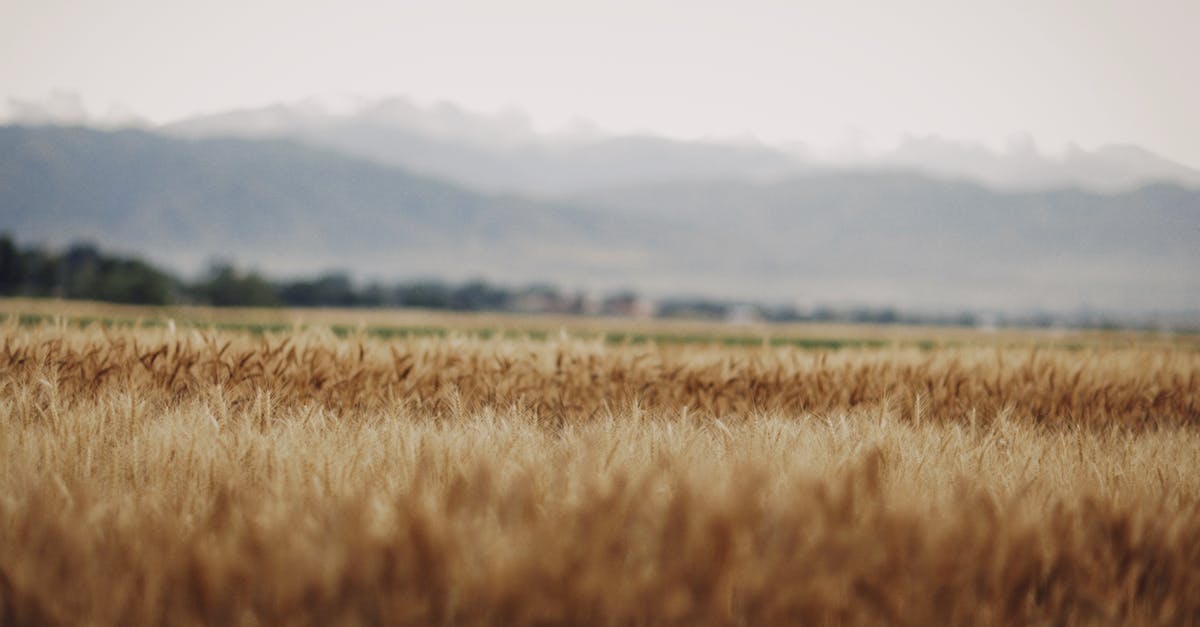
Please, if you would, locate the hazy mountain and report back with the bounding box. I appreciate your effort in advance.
[2,91,150,129]
[871,135,1200,193]
[161,98,1200,194]
[2,125,1198,313]
[164,98,800,195]
[0,125,655,282]
[569,173,1200,311]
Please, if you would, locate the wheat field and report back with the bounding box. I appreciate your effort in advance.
[1,308,1199,625]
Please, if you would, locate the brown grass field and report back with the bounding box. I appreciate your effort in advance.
[1,300,1199,625]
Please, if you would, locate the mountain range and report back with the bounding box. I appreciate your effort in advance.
[161,99,800,196]
[2,122,1198,314]
[0,125,659,282]
[160,97,1200,195]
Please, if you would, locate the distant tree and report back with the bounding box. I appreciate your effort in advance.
[52,243,174,304]
[279,273,358,307]
[0,238,175,304]
[812,306,837,322]
[396,281,451,309]
[358,282,388,307]
[195,264,279,307]
[848,307,899,324]
[23,250,61,297]
[61,244,102,299]
[0,234,25,295]
[449,280,509,311]
[92,258,175,304]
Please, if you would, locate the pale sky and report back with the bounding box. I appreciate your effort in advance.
[3,0,1198,166]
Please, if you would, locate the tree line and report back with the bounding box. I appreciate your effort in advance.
[0,235,551,311]
[7,234,1137,329]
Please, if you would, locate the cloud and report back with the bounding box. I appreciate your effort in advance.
[3,90,148,128]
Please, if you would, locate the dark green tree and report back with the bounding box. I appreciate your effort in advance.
[0,234,25,295]
[194,264,279,307]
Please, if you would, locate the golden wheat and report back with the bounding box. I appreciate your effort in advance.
[1,318,1198,625]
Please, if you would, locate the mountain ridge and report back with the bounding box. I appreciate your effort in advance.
[2,124,1198,313]
[0,125,651,280]
[157,97,1200,195]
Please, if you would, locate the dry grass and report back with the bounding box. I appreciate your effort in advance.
[5,296,1195,348]
[1,315,1199,625]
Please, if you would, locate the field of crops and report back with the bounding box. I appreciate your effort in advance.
[1,302,1199,625]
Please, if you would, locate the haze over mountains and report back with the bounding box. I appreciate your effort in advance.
[8,94,1199,194]
[0,125,655,283]
[3,107,1199,318]
[161,100,799,196]
[159,97,1200,195]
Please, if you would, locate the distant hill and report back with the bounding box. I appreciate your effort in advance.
[2,125,1198,313]
[0,125,652,282]
[871,135,1200,193]
[567,173,1200,311]
[163,99,799,196]
[161,98,1200,194]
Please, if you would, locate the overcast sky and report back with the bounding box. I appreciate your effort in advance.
[3,0,1198,166]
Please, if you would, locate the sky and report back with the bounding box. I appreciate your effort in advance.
[2,0,1198,167]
